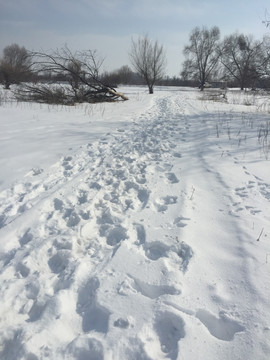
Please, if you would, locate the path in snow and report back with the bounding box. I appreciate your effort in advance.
[0,90,269,359]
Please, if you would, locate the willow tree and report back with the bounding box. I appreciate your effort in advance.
[219,34,263,90]
[0,44,32,89]
[181,26,220,90]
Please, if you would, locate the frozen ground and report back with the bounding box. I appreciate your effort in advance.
[0,86,269,360]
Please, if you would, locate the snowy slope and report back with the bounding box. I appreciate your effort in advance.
[0,87,269,360]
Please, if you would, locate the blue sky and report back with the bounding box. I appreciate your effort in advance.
[0,0,269,76]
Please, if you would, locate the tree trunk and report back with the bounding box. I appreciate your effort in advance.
[107,88,129,101]
[3,73,11,89]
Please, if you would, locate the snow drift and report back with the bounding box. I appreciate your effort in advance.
[0,86,269,359]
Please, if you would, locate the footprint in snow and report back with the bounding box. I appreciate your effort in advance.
[28,296,50,322]
[0,249,16,267]
[0,214,6,228]
[53,198,64,211]
[235,187,248,198]
[31,167,44,176]
[25,281,40,300]
[144,241,170,261]
[231,202,261,216]
[113,317,130,329]
[143,240,193,272]
[105,225,128,246]
[77,189,88,205]
[76,277,111,333]
[125,337,153,360]
[196,309,245,341]
[173,216,190,228]
[0,329,27,359]
[165,172,179,184]
[63,209,81,227]
[154,196,178,212]
[173,152,182,158]
[97,208,129,246]
[130,276,181,299]
[155,311,185,360]
[137,188,150,208]
[258,181,270,200]
[175,241,194,273]
[124,181,150,209]
[19,228,34,246]
[155,162,173,172]
[247,180,255,189]
[16,261,30,278]
[62,155,75,176]
[53,237,73,250]
[48,250,71,274]
[62,156,73,170]
[133,223,146,245]
[89,181,102,190]
[65,336,104,360]
[79,209,90,220]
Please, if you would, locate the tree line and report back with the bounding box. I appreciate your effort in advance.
[0,27,270,104]
[181,26,270,90]
[0,36,166,103]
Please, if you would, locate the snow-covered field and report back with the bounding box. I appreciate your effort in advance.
[0,86,269,360]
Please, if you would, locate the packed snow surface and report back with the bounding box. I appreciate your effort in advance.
[0,86,269,360]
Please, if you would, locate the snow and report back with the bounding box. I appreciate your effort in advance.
[0,85,269,360]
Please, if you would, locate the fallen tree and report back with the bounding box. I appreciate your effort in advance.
[14,46,128,104]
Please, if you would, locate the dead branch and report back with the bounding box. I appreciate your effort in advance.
[15,46,128,104]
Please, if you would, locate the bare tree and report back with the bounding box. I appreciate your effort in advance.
[15,46,128,104]
[219,33,263,90]
[129,35,166,94]
[0,44,32,89]
[258,35,270,82]
[263,10,270,27]
[181,26,220,90]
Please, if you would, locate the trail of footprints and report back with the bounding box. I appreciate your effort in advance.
[0,97,246,359]
[230,166,269,217]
